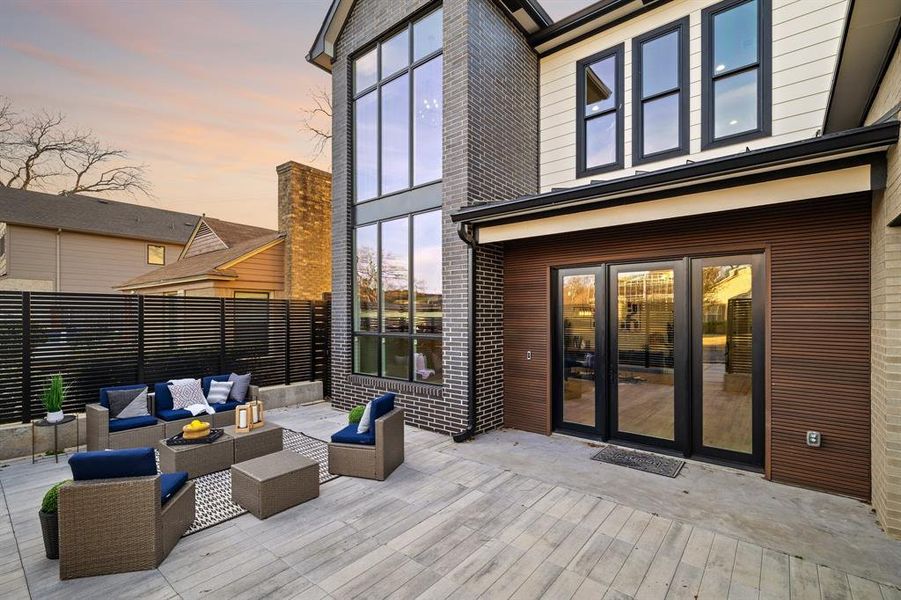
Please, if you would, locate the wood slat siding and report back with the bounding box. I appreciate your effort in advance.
[184,220,226,258]
[502,194,871,499]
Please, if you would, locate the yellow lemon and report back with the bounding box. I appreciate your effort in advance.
[191,420,202,428]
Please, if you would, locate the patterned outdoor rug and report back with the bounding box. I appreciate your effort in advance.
[155,429,337,536]
[591,445,685,478]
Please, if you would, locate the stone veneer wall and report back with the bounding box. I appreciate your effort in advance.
[277,161,332,301]
[328,0,537,434]
[866,41,901,538]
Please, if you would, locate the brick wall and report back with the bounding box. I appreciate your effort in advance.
[866,42,901,538]
[328,0,537,435]
[277,161,332,301]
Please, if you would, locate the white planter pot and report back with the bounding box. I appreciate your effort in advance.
[46,411,64,424]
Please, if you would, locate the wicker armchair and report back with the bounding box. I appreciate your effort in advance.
[58,448,194,580]
[328,399,404,481]
[86,385,165,451]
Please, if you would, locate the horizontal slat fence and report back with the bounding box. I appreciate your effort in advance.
[0,291,330,424]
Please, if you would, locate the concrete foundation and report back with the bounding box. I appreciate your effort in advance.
[0,415,85,461]
[256,381,323,410]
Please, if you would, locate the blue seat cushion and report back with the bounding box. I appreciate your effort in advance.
[331,423,375,446]
[201,374,230,397]
[160,472,188,505]
[208,400,242,413]
[99,384,148,410]
[69,448,156,481]
[154,382,175,413]
[156,408,194,422]
[108,415,158,433]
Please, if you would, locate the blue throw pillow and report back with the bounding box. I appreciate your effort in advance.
[370,392,396,423]
[69,448,156,481]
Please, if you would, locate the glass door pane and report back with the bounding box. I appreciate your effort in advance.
[692,255,763,464]
[612,266,677,442]
[561,273,597,427]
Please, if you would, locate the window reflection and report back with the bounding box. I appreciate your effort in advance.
[354,92,378,202]
[414,56,443,185]
[354,335,378,375]
[714,70,757,138]
[585,56,616,115]
[414,338,442,384]
[414,8,442,60]
[383,337,411,379]
[713,0,758,73]
[700,264,753,453]
[381,75,410,194]
[582,49,620,171]
[641,31,679,96]
[413,211,442,333]
[643,94,680,155]
[562,274,595,427]
[381,217,409,332]
[354,48,377,92]
[380,29,409,78]
[354,224,378,332]
[586,113,616,168]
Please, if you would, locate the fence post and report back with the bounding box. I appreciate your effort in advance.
[21,292,31,424]
[137,295,145,383]
[285,301,292,385]
[219,298,226,374]
[311,301,318,384]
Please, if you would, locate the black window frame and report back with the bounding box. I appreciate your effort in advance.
[352,208,443,385]
[632,17,690,165]
[701,0,772,150]
[350,5,443,205]
[147,244,165,265]
[576,43,625,179]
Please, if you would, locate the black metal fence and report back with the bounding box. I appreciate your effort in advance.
[0,291,330,424]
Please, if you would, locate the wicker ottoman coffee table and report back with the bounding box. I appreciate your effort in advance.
[231,450,319,519]
[158,433,234,479]
[222,423,283,463]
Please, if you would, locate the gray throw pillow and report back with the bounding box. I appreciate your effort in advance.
[107,387,150,419]
[228,373,251,402]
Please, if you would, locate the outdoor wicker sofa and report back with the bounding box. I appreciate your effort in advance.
[154,374,259,437]
[86,384,165,451]
[328,393,404,481]
[87,376,260,449]
[58,447,194,580]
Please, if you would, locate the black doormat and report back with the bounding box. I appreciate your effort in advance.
[591,445,685,478]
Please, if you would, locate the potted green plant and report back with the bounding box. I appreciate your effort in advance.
[41,374,67,423]
[348,405,365,424]
[39,480,69,559]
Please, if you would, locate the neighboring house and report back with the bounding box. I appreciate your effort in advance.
[118,161,333,301]
[309,0,901,534]
[0,186,195,293]
[117,216,285,298]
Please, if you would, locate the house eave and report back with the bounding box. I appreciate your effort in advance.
[451,121,900,227]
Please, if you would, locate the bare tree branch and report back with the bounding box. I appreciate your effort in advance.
[0,99,152,197]
[299,87,332,160]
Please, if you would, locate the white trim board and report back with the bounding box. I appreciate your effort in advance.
[476,164,871,243]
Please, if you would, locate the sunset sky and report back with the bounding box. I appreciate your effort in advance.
[0,0,590,229]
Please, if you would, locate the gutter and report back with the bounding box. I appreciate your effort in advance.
[55,228,61,292]
[452,222,478,443]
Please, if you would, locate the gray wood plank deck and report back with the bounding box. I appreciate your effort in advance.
[1,402,899,600]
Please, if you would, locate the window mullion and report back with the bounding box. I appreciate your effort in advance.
[712,62,759,82]
[643,86,680,103]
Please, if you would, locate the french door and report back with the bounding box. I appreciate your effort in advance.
[554,254,764,466]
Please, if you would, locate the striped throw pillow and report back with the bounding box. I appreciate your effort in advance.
[207,380,233,404]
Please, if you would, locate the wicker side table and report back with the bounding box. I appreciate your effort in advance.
[158,433,234,479]
[222,422,283,463]
[231,450,319,519]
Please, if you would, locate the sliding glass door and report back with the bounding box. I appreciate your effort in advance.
[609,261,687,449]
[553,254,764,466]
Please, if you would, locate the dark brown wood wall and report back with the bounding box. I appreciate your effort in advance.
[502,194,871,499]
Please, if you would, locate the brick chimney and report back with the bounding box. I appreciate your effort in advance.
[277,161,332,300]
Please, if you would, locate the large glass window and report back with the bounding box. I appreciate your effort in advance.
[352,7,443,203]
[702,0,770,148]
[577,45,623,177]
[353,209,442,384]
[633,19,688,163]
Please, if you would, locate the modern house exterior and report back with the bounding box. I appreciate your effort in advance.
[118,161,333,301]
[0,186,196,293]
[308,0,901,535]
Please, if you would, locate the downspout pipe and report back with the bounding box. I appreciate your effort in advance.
[452,221,477,443]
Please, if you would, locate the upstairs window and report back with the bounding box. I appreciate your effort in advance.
[701,0,771,149]
[633,18,689,164]
[147,244,165,265]
[353,7,443,203]
[576,44,624,178]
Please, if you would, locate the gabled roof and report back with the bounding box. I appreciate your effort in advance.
[0,186,198,244]
[306,0,552,72]
[200,217,276,247]
[117,232,285,290]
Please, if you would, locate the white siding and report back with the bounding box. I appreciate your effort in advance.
[539,0,848,192]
